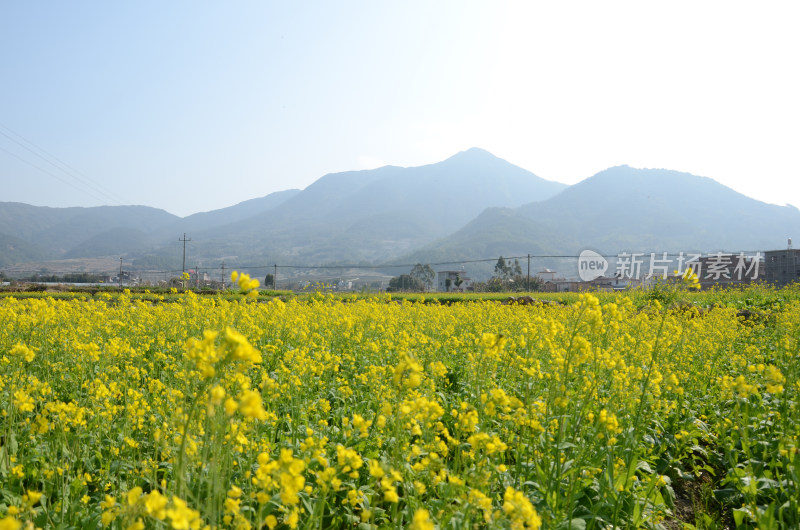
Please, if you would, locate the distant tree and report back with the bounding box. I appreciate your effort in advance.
[453,273,464,290]
[264,273,275,288]
[494,256,511,279]
[525,276,544,292]
[445,278,452,292]
[388,274,423,292]
[410,263,436,291]
[512,258,523,277]
[473,277,507,292]
[473,271,544,293]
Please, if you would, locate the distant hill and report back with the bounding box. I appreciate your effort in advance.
[4,154,797,276]
[403,207,577,264]
[172,148,568,263]
[64,227,154,259]
[0,231,49,267]
[406,165,800,264]
[162,189,302,235]
[517,165,800,253]
[0,203,178,261]
[0,189,301,267]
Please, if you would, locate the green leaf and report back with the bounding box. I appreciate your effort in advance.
[733,507,748,526]
[556,519,587,530]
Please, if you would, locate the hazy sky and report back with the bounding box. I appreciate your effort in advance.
[2,1,798,217]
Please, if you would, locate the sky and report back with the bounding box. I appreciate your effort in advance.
[1,1,799,217]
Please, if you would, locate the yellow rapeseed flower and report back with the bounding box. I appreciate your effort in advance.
[409,509,435,530]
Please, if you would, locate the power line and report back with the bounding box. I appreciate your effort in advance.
[0,144,115,204]
[0,122,127,206]
[2,251,765,277]
[193,251,764,272]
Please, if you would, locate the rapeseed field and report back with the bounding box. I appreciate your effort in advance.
[1,279,798,529]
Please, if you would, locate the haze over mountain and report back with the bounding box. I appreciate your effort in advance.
[173,148,567,264]
[0,203,178,267]
[405,165,800,264]
[2,150,798,274]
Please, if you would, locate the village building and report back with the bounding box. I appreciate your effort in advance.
[764,240,800,287]
[687,252,763,289]
[436,270,472,292]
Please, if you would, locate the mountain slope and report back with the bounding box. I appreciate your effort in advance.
[0,231,50,267]
[63,227,154,259]
[403,207,576,264]
[163,189,302,235]
[410,166,800,265]
[0,203,179,259]
[180,148,568,263]
[516,165,800,252]
[0,189,302,265]
[8,156,792,274]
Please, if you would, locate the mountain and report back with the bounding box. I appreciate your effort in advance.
[517,165,800,253]
[0,231,50,267]
[407,165,800,264]
[145,148,568,264]
[403,207,579,264]
[64,227,154,259]
[163,189,302,235]
[0,203,179,261]
[5,154,795,277]
[0,189,301,267]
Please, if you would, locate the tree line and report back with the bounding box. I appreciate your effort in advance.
[387,258,543,293]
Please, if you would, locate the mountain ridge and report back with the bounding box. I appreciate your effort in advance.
[402,165,799,267]
[2,150,797,274]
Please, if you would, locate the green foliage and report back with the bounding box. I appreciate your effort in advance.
[19,272,107,283]
[494,256,510,278]
[409,263,435,291]
[388,274,424,292]
[473,275,543,292]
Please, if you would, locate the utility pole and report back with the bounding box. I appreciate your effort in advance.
[274,264,278,290]
[119,257,123,291]
[221,260,225,290]
[179,233,191,275]
[196,265,200,289]
[178,233,191,289]
[527,254,531,292]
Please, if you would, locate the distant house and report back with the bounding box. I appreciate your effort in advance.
[188,270,212,287]
[537,269,567,292]
[689,252,763,289]
[536,268,557,282]
[336,279,354,291]
[553,280,582,292]
[437,270,472,292]
[111,270,139,286]
[554,273,641,292]
[764,242,800,286]
[590,274,643,291]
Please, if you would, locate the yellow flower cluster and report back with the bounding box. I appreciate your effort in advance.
[231,271,260,297]
[1,285,798,528]
[675,268,701,290]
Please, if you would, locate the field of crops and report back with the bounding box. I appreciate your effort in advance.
[1,281,798,529]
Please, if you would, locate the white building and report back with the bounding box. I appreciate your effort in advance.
[536,268,557,282]
[437,270,472,292]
